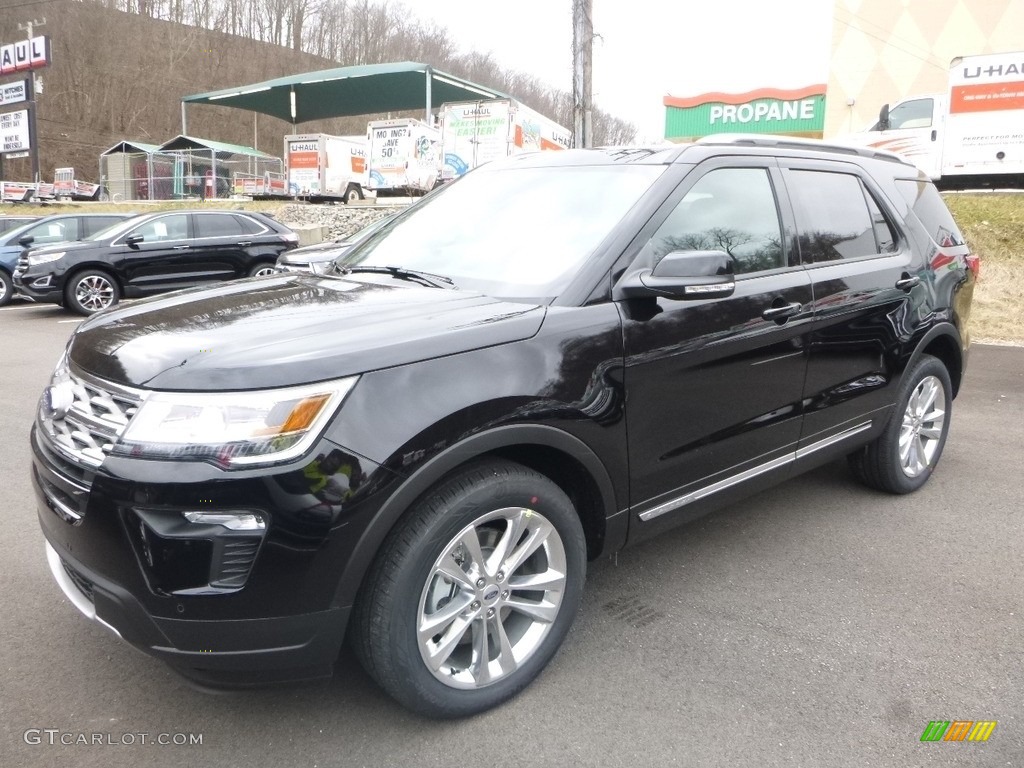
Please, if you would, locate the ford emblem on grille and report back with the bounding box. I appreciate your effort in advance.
[42,382,75,419]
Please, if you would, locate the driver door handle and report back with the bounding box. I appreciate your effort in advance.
[237,241,252,247]
[895,276,921,290]
[172,245,191,250]
[761,302,802,322]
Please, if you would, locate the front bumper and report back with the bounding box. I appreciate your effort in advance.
[31,421,390,687]
[12,271,61,303]
[43,539,348,686]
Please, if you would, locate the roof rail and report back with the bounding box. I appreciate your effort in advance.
[694,133,910,165]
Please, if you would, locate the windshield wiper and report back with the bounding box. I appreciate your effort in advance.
[337,265,456,289]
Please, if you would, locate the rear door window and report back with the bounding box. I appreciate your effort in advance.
[195,213,245,238]
[785,170,884,262]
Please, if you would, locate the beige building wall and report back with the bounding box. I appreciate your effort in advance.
[824,0,1024,137]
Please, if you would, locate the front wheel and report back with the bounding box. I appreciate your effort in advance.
[352,459,586,718]
[0,270,13,307]
[64,270,120,315]
[848,354,952,494]
[247,262,276,278]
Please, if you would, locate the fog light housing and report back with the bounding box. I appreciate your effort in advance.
[183,511,266,531]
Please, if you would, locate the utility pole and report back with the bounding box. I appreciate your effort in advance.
[571,0,593,148]
[17,18,45,184]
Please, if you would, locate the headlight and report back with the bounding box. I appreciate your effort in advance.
[27,250,65,266]
[111,377,358,468]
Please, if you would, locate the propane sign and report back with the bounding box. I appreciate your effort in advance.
[1,109,30,153]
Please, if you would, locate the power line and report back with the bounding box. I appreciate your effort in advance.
[832,10,947,73]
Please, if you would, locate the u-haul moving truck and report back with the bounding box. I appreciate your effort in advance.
[838,51,1024,188]
[439,99,570,181]
[284,133,368,202]
[365,119,440,194]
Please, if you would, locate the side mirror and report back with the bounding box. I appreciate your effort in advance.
[877,103,890,132]
[125,234,144,247]
[614,250,735,301]
[18,235,34,247]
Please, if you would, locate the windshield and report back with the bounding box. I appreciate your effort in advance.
[339,164,665,299]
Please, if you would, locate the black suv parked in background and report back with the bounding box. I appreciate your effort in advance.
[14,210,298,314]
[31,137,976,717]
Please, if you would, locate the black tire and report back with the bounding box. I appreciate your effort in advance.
[0,270,13,307]
[247,262,277,278]
[343,184,363,204]
[352,459,586,718]
[848,354,952,494]
[64,270,120,316]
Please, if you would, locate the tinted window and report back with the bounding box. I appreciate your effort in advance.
[886,98,934,130]
[234,215,267,235]
[129,214,188,242]
[786,170,878,262]
[894,180,966,247]
[195,213,245,238]
[24,219,79,244]
[81,217,124,237]
[864,193,898,253]
[642,168,785,275]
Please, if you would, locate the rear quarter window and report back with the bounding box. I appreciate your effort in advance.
[894,180,966,248]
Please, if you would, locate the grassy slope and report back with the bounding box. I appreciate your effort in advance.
[5,194,1021,342]
[944,193,1024,344]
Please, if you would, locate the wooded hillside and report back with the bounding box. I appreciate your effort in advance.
[0,0,636,182]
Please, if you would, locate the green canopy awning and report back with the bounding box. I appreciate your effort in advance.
[100,140,164,156]
[181,62,510,126]
[157,135,277,159]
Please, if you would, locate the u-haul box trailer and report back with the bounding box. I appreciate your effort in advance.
[365,118,440,194]
[284,133,369,202]
[439,99,570,181]
[838,51,1024,188]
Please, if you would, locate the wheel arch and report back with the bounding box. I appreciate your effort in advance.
[332,424,622,611]
[904,323,964,398]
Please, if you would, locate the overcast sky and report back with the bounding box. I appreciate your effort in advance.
[393,0,835,139]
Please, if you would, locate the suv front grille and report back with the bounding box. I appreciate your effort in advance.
[16,254,28,273]
[40,371,143,468]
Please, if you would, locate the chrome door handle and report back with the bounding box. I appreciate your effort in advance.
[761,302,802,322]
[895,276,920,290]
[172,245,191,250]
[237,241,252,247]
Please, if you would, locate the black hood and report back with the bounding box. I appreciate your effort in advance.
[70,275,545,390]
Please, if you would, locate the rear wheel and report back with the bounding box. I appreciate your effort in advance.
[352,459,586,718]
[848,354,951,494]
[0,270,13,307]
[343,184,363,204]
[64,270,120,315]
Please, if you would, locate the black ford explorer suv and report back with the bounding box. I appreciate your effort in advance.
[14,209,297,315]
[32,137,976,718]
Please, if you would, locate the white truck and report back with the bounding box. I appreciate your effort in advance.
[365,118,440,194]
[438,99,570,181]
[284,133,369,202]
[839,50,1024,189]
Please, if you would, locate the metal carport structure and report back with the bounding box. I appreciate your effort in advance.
[180,61,511,130]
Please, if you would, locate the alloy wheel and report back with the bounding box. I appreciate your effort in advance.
[898,374,946,477]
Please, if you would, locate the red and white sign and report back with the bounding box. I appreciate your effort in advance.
[0,35,50,76]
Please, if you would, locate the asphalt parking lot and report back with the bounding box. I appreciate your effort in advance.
[0,300,1021,768]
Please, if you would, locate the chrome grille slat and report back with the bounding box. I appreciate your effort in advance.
[39,368,144,468]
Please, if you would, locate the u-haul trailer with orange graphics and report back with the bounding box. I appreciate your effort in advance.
[284,134,369,203]
[839,51,1024,189]
[365,118,440,194]
[438,99,570,182]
